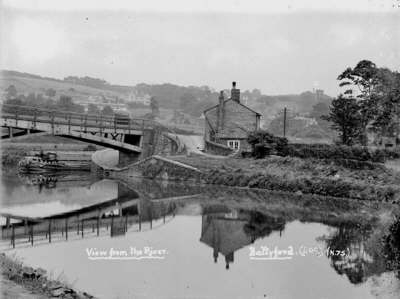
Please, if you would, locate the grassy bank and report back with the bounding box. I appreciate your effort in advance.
[0,253,96,299]
[170,154,400,202]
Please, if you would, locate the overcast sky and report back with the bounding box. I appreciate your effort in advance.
[1,0,399,96]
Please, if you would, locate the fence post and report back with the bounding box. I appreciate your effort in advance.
[163,203,166,223]
[11,224,15,248]
[97,209,100,236]
[33,109,37,127]
[110,214,114,237]
[15,109,19,127]
[65,218,68,240]
[68,114,71,133]
[51,111,55,135]
[30,224,34,246]
[100,115,103,137]
[48,220,52,243]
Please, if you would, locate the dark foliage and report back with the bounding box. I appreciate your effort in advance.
[247,130,400,163]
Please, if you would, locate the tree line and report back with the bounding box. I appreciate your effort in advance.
[323,60,400,146]
[3,85,115,115]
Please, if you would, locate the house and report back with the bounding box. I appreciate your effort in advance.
[203,82,261,152]
[128,91,151,106]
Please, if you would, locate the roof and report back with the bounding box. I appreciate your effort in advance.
[203,98,261,116]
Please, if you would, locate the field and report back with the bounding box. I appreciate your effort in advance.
[0,73,127,100]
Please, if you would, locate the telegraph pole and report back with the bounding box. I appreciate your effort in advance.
[283,107,287,137]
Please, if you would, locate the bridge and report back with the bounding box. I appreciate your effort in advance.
[1,104,182,165]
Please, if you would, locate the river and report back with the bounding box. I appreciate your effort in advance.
[1,169,399,299]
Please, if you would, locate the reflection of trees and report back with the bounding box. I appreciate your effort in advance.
[384,217,400,279]
[243,210,285,240]
[324,224,374,284]
[324,220,396,285]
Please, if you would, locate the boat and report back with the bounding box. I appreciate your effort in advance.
[18,152,88,173]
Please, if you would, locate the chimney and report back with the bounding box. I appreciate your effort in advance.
[231,81,240,103]
[217,91,225,132]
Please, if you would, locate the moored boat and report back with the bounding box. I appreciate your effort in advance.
[18,152,88,173]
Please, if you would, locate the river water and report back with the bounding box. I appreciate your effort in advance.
[1,170,399,299]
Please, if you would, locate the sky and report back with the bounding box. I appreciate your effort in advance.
[1,0,399,96]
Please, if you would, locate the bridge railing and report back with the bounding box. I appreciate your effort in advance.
[1,104,155,132]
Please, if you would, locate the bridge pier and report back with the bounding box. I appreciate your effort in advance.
[140,129,159,158]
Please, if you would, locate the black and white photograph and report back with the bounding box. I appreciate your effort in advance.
[0,0,400,298]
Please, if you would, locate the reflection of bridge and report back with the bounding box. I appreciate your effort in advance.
[1,104,181,164]
[0,191,177,250]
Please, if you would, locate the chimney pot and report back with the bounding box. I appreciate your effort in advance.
[231,81,240,103]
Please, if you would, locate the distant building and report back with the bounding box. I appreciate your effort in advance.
[128,91,151,106]
[203,82,261,151]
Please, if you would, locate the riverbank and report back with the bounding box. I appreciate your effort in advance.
[0,253,96,299]
[168,154,400,202]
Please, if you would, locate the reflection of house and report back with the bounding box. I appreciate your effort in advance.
[203,82,261,151]
[200,206,285,269]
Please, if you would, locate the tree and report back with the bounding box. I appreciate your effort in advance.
[336,60,400,143]
[337,60,380,145]
[150,96,159,117]
[26,93,36,103]
[57,95,84,113]
[58,95,74,110]
[371,70,400,137]
[6,85,17,99]
[87,103,100,115]
[310,102,330,119]
[247,130,288,158]
[322,95,361,146]
[102,105,114,115]
[45,88,56,97]
[179,93,197,110]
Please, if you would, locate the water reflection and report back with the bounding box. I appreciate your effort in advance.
[201,205,286,269]
[1,181,177,249]
[1,171,400,298]
[384,218,400,279]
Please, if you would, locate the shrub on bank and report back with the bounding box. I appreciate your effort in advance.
[1,149,27,166]
[202,169,398,202]
[247,130,400,163]
[282,143,395,163]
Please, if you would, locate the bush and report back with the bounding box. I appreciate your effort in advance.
[247,130,288,158]
[279,143,398,163]
[247,130,400,163]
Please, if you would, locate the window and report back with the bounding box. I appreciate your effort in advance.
[227,140,240,150]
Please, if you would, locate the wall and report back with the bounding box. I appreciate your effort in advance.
[114,155,202,182]
[205,140,233,156]
[205,100,259,140]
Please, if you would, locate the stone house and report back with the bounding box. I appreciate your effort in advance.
[203,82,261,152]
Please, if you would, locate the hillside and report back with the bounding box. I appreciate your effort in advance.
[0,70,130,103]
[0,70,333,122]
